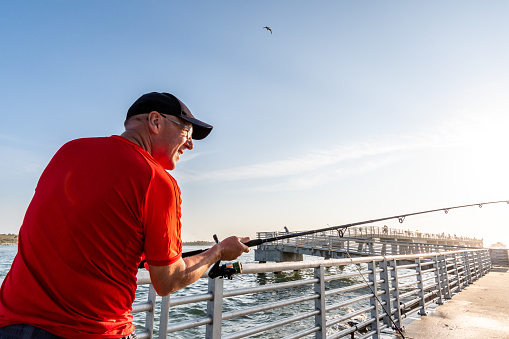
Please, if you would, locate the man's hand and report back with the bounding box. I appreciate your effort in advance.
[217,236,250,261]
[149,235,250,296]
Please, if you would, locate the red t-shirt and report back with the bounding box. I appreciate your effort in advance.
[0,136,182,338]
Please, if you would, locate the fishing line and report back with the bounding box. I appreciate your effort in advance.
[343,250,405,338]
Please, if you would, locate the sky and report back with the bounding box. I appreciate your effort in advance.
[1,1,509,247]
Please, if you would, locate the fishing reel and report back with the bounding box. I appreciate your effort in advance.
[208,261,242,280]
[208,234,243,279]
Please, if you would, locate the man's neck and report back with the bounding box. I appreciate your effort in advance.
[120,130,152,154]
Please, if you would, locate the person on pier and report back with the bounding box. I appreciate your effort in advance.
[0,92,250,339]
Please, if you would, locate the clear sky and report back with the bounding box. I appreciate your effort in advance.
[1,1,509,247]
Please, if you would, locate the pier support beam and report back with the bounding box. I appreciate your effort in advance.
[254,248,303,263]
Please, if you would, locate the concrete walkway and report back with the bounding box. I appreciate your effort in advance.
[397,266,509,339]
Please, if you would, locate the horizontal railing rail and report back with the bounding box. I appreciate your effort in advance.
[132,248,491,338]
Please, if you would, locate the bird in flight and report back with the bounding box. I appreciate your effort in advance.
[263,26,272,34]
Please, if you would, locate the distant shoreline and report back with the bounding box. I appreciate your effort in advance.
[0,234,213,247]
[183,241,214,246]
[1,243,213,246]
[0,234,18,245]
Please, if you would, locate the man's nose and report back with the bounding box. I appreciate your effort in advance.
[185,138,194,150]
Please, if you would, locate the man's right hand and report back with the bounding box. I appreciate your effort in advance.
[149,235,250,296]
[217,236,250,261]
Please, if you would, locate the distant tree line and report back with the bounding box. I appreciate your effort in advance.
[0,234,18,244]
[0,234,213,246]
[183,241,214,246]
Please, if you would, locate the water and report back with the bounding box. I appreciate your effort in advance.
[0,245,17,280]
[0,245,416,338]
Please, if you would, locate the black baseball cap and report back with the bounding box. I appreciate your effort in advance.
[126,92,213,140]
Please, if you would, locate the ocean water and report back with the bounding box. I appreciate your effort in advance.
[0,245,406,338]
[0,245,16,281]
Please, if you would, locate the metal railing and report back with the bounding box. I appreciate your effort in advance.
[131,248,491,338]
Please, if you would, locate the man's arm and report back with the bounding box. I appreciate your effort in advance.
[148,236,250,296]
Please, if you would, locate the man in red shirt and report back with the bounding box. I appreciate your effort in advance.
[0,92,249,338]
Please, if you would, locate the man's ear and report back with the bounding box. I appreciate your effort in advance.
[147,111,161,134]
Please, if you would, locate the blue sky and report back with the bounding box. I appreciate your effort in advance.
[1,1,509,246]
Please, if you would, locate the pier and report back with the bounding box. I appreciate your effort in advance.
[254,226,483,263]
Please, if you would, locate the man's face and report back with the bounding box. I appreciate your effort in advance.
[152,113,194,170]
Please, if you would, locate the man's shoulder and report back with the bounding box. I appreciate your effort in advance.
[57,136,174,183]
[60,136,115,150]
[60,136,142,155]
[57,136,149,169]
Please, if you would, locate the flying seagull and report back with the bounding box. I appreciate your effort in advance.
[263,26,272,34]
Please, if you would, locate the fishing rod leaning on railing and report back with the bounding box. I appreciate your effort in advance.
[139,200,509,279]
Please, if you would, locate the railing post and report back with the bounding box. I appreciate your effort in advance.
[475,251,482,279]
[441,254,451,299]
[415,257,427,316]
[477,251,482,278]
[388,259,402,330]
[357,240,364,252]
[471,251,478,281]
[158,295,170,339]
[464,251,472,285]
[484,249,492,273]
[379,258,394,330]
[206,278,224,339]
[481,250,487,274]
[432,255,443,305]
[145,284,156,339]
[368,260,381,339]
[314,265,326,339]
[391,242,398,255]
[479,250,486,277]
[480,250,485,274]
[452,253,462,292]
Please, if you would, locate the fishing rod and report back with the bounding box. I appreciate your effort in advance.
[207,200,507,338]
[140,200,509,278]
[185,201,508,338]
